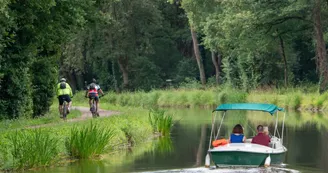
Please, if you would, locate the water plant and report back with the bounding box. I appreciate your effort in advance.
[65,122,115,159]
[4,128,59,169]
[148,109,173,136]
[156,136,174,155]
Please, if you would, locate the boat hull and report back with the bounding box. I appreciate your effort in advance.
[209,151,285,167]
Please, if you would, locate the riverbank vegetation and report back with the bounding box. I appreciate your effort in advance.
[71,84,328,111]
[149,109,174,136]
[0,106,161,171]
[3,129,59,169]
[65,122,115,159]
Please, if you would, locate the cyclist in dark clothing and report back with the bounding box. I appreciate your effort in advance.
[85,78,104,112]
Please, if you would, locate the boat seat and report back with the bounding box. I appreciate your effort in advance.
[245,138,275,148]
[245,138,252,143]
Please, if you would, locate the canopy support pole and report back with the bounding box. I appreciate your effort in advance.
[273,111,279,138]
[281,112,286,144]
[215,111,226,140]
[208,111,217,150]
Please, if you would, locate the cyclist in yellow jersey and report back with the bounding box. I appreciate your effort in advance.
[56,78,73,117]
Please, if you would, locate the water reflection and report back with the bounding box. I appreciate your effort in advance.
[29,109,328,173]
[155,137,174,155]
[143,167,301,173]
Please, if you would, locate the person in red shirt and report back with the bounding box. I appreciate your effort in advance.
[251,125,271,146]
[85,78,104,113]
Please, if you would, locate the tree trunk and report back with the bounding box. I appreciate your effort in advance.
[217,52,222,84]
[278,35,288,88]
[112,60,119,93]
[314,0,328,94]
[211,51,222,85]
[118,57,129,90]
[190,26,206,86]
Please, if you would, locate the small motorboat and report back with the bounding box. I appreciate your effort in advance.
[207,103,287,167]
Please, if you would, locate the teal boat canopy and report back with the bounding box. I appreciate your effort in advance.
[214,103,283,115]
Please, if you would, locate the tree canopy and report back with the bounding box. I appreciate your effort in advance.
[1,0,328,119]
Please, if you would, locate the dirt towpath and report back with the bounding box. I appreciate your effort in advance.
[28,106,120,129]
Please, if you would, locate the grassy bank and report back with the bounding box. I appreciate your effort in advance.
[0,102,81,131]
[72,88,247,109]
[75,86,328,111]
[0,105,155,171]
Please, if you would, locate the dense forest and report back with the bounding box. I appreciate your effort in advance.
[0,0,328,119]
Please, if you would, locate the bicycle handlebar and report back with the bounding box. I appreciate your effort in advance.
[85,94,105,99]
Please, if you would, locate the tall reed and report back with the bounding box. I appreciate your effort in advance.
[5,129,59,169]
[65,122,115,159]
[148,109,173,136]
[156,136,173,155]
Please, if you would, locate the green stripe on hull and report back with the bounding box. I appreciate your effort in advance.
[210,151,285,166]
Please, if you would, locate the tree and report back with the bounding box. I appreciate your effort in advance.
[180,0,327,90]
[313,0,328,93]
[211,51,222,85]
[190,27,206,86]
[0,0,95,119]
[61,0,188,91]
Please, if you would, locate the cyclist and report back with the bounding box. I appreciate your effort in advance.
[85,78,104,113]
[56,78,73,117]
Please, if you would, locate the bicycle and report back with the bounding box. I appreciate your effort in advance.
[61,100,69,120]
[59,95,73,120]
[86,95,103,118]
[90,96,99,118]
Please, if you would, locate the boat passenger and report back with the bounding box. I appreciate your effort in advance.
[263,126,269,136]
[228,124,246,143]
[251,125,271,146]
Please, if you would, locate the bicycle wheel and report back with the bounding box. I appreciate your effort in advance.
[93,100,99,117]
[63,101,67,119]
[90,99,95,117]
[91,105,96,117]
[95,101,99,117]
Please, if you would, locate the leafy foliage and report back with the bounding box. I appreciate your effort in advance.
[0,0,94,119]
[2,0,328,120]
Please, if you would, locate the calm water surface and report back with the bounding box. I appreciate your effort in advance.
[31,109,328,173]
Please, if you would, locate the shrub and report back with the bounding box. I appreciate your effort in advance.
[289,93,302,109]
[148,109,173,136]
[218,88,247,104]
[65,122,115,159]
[5,129,59,169]
[314,92,328,109]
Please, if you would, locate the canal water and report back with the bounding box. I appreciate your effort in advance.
[31,108,328,173]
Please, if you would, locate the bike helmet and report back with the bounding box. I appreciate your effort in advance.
[92,78,97,83]
[60,78,66,82]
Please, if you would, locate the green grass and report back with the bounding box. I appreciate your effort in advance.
[80,84,328,111]
[3,84,327,170]
[0,103,154,170]
[1,129,59,170]
[73,87,246,109]
[0,104,81,131]
[148,109,173,136]
[65,122,115,159]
